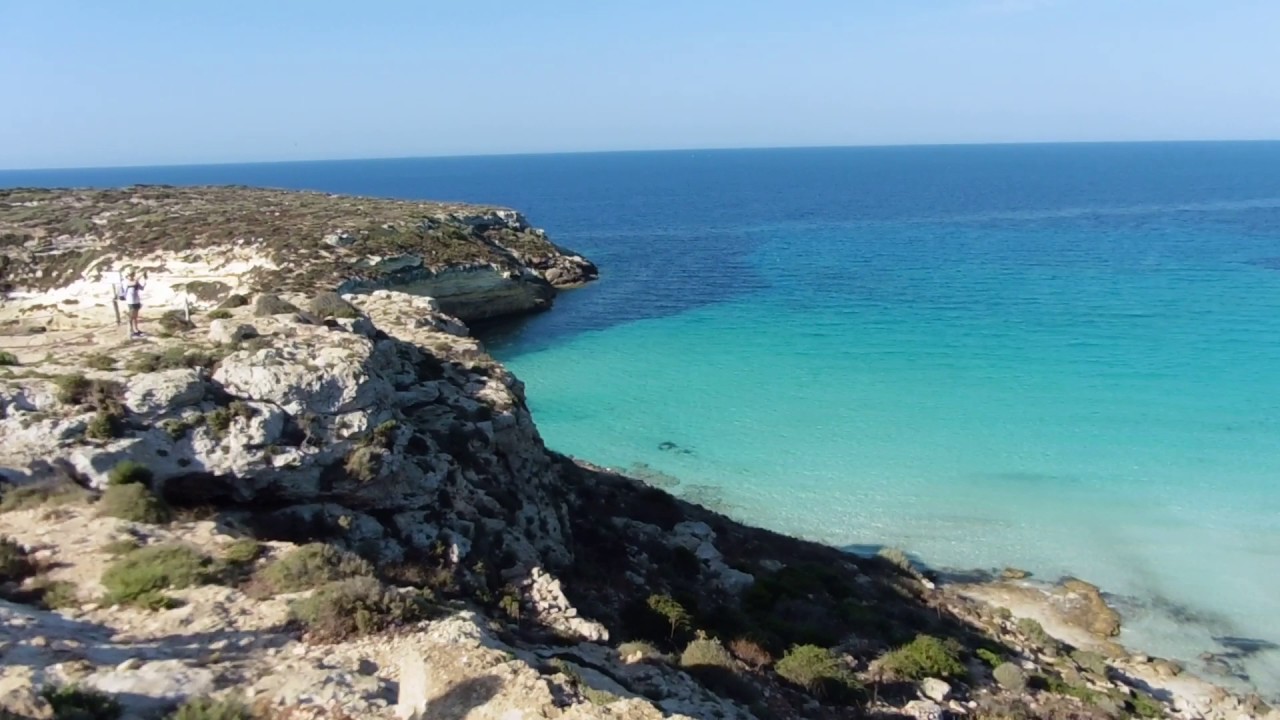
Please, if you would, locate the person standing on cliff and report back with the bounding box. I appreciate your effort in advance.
[123,271,146,338]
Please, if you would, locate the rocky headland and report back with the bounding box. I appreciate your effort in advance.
[0,187,1274,720]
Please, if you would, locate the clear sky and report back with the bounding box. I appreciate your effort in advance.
[2,0,1278,169]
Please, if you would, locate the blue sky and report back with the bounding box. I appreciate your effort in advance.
[1,0,1277,169]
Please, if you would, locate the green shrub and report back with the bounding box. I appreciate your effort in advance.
[33,578,80,609]
[255,543,373,595]
[1016,617,1055,649]
[1070,649,1108,676]
[253,294,300,317]
[159,310,194,334]
[160,417,198,440]
[680,637,737,671]
[128,346,221,373]
[1127,691,1166,719]
[100,542,213,607]
[223,539,261,565]
[205,402,253,439]
[976,648,1004,668]
[0,536,34,583]
[98,483,170,524]
[307,292,360,319]
[107,461,153,487]
[648,594,692,639]
[85,411,124,440]
[167,696,252,720]
[54,375,122,410]
[84,353,116,371]
[679,636,759,704]
[205,309,234,320]
[40,685,122,720]
[0,479,91,513]
[218,294,249,310]
[290,576,427,641]
[879,634,966,680]
[0,351,18,366]
[775,644,860,699]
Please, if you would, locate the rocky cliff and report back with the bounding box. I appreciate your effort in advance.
[0,186,597,325]
[0,189,1273,720]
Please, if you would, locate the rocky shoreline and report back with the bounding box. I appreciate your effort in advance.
[1,187,1275,720]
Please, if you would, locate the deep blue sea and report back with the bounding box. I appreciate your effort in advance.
[4,143,1280,694]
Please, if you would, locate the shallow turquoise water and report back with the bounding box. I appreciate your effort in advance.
[8,143,1280,694]
[500,208,1280,694]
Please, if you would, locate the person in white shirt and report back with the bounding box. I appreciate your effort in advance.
[123,272,146,337]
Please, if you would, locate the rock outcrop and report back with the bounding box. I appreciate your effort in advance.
[0,186,597,326]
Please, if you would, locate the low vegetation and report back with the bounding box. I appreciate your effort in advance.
[775,644,861,699]
[98,483,170,524]
[40,684,122,720]
[0,478,91,513]
[127,346,221,373]
[1017,617,1056,649]
[205,309,234,320]
[253,542,374,595]
[877,634,966,680]
[107,460,154,487]
[0,535,34,583]
[100,542,214,607]
[0,351,18,366]
[167,696,253,720]
[290,575,428,641]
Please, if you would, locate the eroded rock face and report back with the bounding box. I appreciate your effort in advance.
[0,291,573,574]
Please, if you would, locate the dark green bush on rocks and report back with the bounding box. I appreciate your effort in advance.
[107,461,153,487]
[100,542,213,607]
[0,536,34,583]
[205,309,233,320]
[879,634,966,680]
[254,542,374,595]
[775,644,861,699]
[0,351,18,366]
[98,483,170,524]
[290,576,428,641]
[40,684,122,720]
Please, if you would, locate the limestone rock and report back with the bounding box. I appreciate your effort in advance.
[904,699,946,720]
[123,369,207,417]
[522,567,609,643]
[0,673,53,720]
[207,319,258,345]
[921,677,952,703]
[1059,578,1122,638]
[81,660,216,717]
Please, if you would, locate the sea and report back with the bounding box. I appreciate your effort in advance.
[4,143,1279,696]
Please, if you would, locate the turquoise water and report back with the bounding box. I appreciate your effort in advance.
[6,143,1280,693]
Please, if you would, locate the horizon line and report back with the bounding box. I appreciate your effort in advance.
[2,137,1278,174]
